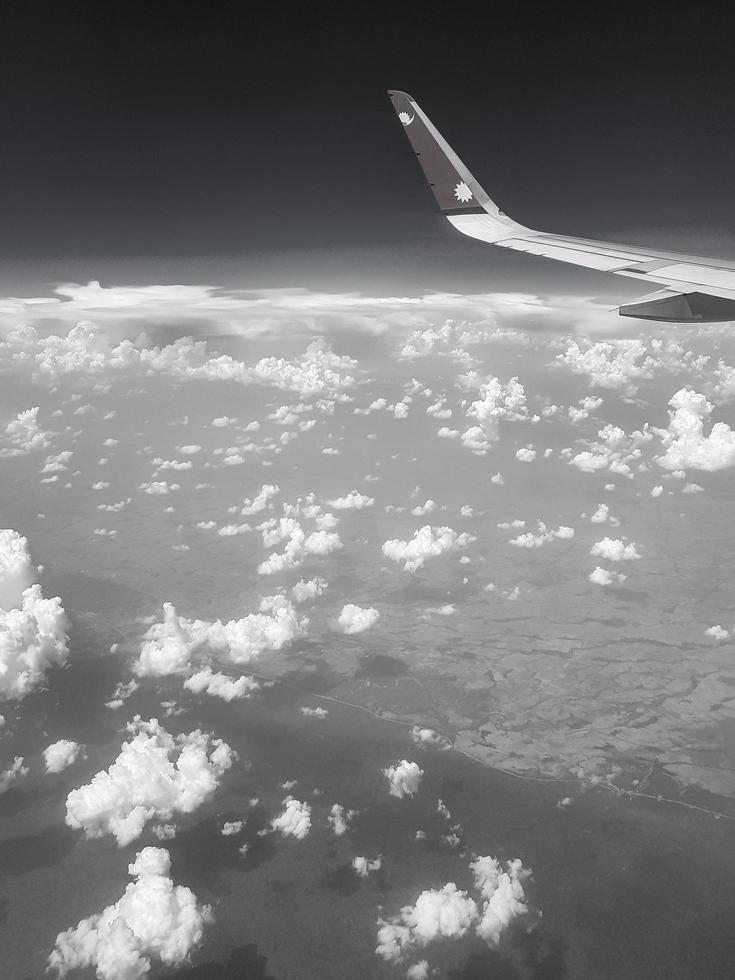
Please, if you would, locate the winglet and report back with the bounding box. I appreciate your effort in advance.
[387,90,489,213]
[387,91,531,241]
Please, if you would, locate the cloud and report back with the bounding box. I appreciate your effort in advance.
[0,407,52,458]
[327,490,375,510]
[353,855,382,877]
[44,739,84,773]
[0,529,69,701]
[47,846,211,979]
[656,388,735,471]
[65,717,233,846]
[588,566,627,586]
[409,727,451,750]
[463,375,528,446]
[291,577,327,604]
[589,537,641,562]
[270,796,312,839]
[338,604,380,635]
[376,855,533,965]
[556,339,658,391]
[240,483,280,516]
[382,525,475,573]
[328,803,357,836]
[0,756,28,794]
[376,883,478,963]
[257,512,343,576]
[383,760,424,799]
[183,668,259,701]
[135,595,306,677]
[508,522,574,549]
[470,855,532,946]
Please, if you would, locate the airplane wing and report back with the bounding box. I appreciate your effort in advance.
[388,89,735,322]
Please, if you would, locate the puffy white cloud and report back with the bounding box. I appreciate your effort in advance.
[183,668,259,701]
[407,962,430,980]
[0,528,35,608]
[47,847,211,980]
[338,604,380,635]
[44,739,84,773]
[135,595,306,677]
[508,522,574,549]
[0,407,52,457]
[301,705,328,718]
[221,820,243,836]
[383,760,424,799]
[65,717,233,846]
[557,339,658,391]
[590,537,641,562]
[656,388,735,472]
[240,483,280,516]
[270,796,312,839]
[382,525,474,573]
[328,803,356,836]
[588,567,627,586]
[353,855,382,877]
[0,756,28,794]
[376,883,478,963]
[470,855,532,946]
[139,481,180,495]
[705,625,729,640]
[465,376,528,441]
[291,577,327,603]
[409,727,450,750]
[327,490,375,510]
[258,515,342,576]
[0,529,69,701]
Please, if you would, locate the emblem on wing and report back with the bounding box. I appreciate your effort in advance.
[453,181,473,203]
[398,112,415,126]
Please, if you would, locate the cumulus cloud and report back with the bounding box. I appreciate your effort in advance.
[376,883,478,963]
[291,577,327,603]
[383,760,424,799]
[0,315,357,397]
[327,490,375,510]
[556,339,658,391]
[382,525,475,573]
[589,537,641,562]
[588,566,627,586]
[328,803,357,836]
[470,855,532,946]
[65,717,233,846]
[135,595,306,677]
[47,846,211,980]
[0,529,69,701]
[409,727,451,750]
[508,522,574,549]
[0,407,52,457]
[656,388,735,472]
[0,756,28,794]
[183,668,259,701]
[338,604,380,635]
[258,513,342,576]
[44,739,84,773]
[270,796,312,839]
[353,855,383,878]
[376,855,533,965]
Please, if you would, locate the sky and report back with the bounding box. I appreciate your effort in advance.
[5,3,735,293]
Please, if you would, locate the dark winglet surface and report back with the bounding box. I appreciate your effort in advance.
[387,89,487,213]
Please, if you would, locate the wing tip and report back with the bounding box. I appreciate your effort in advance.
[387,89,416,102]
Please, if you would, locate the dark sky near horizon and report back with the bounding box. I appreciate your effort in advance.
[4,2,735,292]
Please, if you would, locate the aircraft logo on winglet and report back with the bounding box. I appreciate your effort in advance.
[453,181,473,203]
[398,111,415,126]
